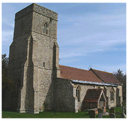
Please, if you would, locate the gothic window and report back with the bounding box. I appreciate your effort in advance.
[104,87,107,96]
[116,88,119,97]
[76,86,80,102]
[43,23,49,34]
[110,90,114,101]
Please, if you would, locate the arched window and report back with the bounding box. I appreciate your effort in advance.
[43,23,49,34]
[76,86,80,102]
[110,91,114,101]
[104,87,107,96]
[116,88,119,96]
[110,88,114,101]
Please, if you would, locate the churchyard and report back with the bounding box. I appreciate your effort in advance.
[2,107,124,118]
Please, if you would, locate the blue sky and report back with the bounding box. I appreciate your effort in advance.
[2,3,126,73]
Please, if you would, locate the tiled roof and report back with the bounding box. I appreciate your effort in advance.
[84,89,103,102]
[59,65,102,83]
[90,68,120,84]
[59,65,120,85]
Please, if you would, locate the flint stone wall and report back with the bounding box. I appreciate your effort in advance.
[54,78,75,112]
[8,3,58,113]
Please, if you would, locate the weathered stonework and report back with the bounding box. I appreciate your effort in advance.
[54,78,75,112]
[53,79,123,112]
[8,3,58,113]
[8,3,123,114]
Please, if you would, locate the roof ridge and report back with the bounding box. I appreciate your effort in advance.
[59,65,89,72]
[90,68,113,74]
[90,68,105,82]
[59,65,113,74]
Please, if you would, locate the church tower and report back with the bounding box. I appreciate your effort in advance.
[8,3,59,113]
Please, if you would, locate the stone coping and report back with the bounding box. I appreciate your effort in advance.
[15,3,58,20]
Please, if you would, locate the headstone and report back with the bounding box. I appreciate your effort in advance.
[98,108,103,118]
[109,113,116,118]
[89,110,96,118]
[109,107,115,113]
[109,107,116,118]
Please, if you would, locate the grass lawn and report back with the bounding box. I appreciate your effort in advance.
[2,111,90,118]
[2,107,124,118]
[105,107,124,118]
[114,107,124,118]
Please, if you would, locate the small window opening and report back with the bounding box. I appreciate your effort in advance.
[110,91,114,101]
[43,23,49,34]
[43,62,45,67]
[76,87,80,102]
[50,18,52,23]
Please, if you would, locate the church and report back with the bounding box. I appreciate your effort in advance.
[8,3,123,114]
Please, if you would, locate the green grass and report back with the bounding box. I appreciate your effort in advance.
[114,107,124,118]
[2,107,125,118]
[104,107,124,118]
[115,107,122,113]
[2,111,90,118]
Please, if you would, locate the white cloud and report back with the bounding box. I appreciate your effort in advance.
[97,39,125,47]
[58,12,126,60]
[60,51,83,59]
[68,64,126,74]
[92,64,126,74]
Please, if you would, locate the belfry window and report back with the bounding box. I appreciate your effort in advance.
[43,23,49,34]
[76,86,80,102]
